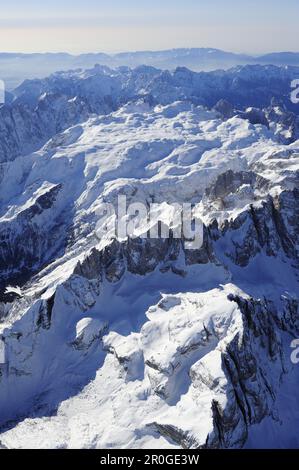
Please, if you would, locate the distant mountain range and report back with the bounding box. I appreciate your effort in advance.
[1,48,299,90]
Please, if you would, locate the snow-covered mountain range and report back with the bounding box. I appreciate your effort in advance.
[0,63,298,449]
[2,63,299,165]
[1,48,299,90]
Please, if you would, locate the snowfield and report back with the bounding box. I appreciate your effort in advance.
[0,66,298,448]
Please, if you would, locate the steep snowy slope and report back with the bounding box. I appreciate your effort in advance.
[0,92,298,448]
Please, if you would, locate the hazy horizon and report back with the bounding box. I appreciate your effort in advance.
[1,47,299,57]
[1,0,298,55]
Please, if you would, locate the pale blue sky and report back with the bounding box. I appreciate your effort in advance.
[0,0,298,54]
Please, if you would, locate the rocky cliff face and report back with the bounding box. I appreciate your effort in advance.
[211,188,299,267]
[0,183,65,290]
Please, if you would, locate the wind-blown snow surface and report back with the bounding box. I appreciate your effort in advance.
[0,96,298,448]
